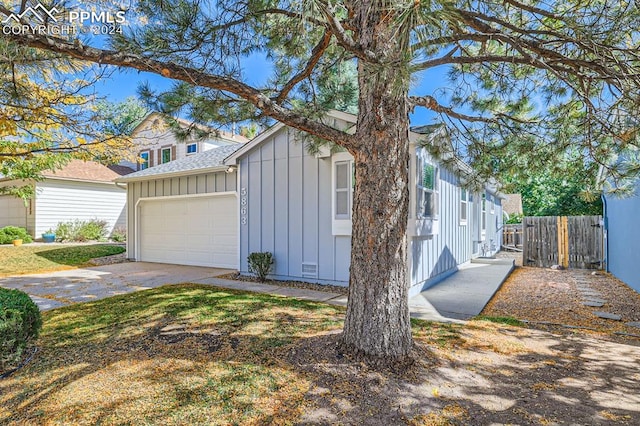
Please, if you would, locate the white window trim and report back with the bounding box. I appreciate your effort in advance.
[161,147,172,164]
[331,151,353,235]
[186,143,198,155]
[409,146,439,236]
[481,192,487,237]
[460,188,468,225]
[416,152,439,220]
[140,151,150,170]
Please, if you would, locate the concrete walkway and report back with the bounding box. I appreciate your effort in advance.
[410,258,515,321]
[3,258,514,323]
[194,258,515,322]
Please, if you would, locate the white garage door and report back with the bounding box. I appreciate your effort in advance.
[138,194,238,268]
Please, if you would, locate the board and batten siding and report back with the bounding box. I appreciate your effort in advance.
[34,180,126,236]
[235,124,503,294]
[409,166,474,294]
[126,170,237,257]
[238,127,351,285]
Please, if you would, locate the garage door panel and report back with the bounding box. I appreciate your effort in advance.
[139,195,238,268]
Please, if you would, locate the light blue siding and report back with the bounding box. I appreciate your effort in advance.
[605,190,640,292]
[409,167,474,295]
[235,124,502,293]
[238,127,351,285]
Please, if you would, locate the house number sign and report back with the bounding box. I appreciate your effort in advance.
[240,187,248,225]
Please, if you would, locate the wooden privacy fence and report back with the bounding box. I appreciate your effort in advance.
[523,215,604,269]
[502,224,523,250]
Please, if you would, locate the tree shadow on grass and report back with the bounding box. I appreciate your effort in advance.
[0,284,343,425]
[2,285,639,425]
[288,322,640,425]
[35,244,125,267]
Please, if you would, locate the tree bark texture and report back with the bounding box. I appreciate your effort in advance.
[341,2,413,360]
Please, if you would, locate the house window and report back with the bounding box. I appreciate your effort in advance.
[416,151,438,218]
[140,151,149,170]
[161,147,171,164]
[187,143,197,154]
[482,193,487,233]
[335,160,353,219]
[460,188,468,224]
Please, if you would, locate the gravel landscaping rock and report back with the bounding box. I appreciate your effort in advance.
[217,272,349,295]
[482,263,640,339]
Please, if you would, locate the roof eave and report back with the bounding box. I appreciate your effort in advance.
[115,165,229,183]
[41,176,120,185]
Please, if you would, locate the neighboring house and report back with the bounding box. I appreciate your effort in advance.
[502,193,523,219]
[603,185,640,293]
[122,112,249,171]
[0,160,134,238]
[118,111,503,297]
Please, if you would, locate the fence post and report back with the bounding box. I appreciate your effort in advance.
[557,216,569,268]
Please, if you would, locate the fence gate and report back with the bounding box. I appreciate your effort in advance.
[523,215,604,269]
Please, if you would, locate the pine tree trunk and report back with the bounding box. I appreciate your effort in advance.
[341,19,413,359]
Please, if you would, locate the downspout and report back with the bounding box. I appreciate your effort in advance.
[601,193,609,272]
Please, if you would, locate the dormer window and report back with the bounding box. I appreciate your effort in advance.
[187,143,197,154]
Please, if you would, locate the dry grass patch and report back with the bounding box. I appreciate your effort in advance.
[0,284,343,425]
[3,285,640,425]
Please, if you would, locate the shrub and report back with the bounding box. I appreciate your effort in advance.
[110,226,127,242]
[505,213,524,224]
[54,219,109,242]
[0,288,41,371]
[247,252,274,281]
[0,226,33,244]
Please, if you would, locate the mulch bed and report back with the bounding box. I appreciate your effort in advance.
[483,263,640,341]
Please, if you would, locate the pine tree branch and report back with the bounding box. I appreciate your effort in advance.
[2,32,356,148]
[409,95,533,125]
[276,31,332,104]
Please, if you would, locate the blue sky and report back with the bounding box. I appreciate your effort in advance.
[96,58,444,127]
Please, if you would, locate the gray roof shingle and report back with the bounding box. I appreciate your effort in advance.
[117,144,241,182]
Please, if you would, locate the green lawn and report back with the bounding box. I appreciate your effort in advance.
[0,244,125,277]
[0,284,344,425]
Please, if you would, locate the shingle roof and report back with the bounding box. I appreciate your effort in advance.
[42,160,135,182]
[117,144,241,182]
[502,193,524,215]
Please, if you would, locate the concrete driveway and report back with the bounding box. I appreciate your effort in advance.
[0,262,234,311]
